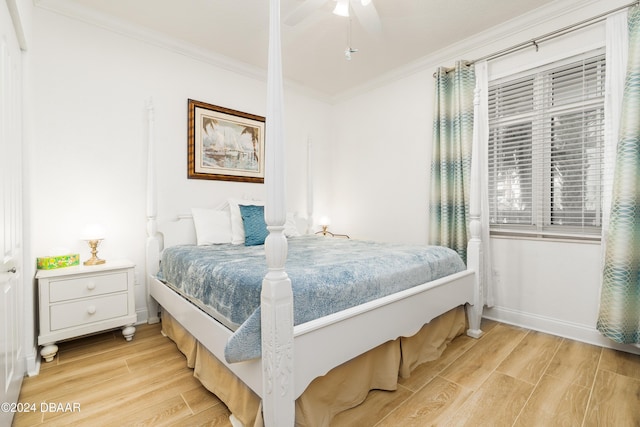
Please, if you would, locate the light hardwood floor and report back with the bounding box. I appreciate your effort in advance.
[13,319,640,426]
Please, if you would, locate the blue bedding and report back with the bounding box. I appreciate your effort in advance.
[157,235,465,363]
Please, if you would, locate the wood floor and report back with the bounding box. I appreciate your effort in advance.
[13,319,640,426]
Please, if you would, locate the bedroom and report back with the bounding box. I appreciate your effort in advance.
[2,0,640,425]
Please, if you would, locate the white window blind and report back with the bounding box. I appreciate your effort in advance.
[488,53,606,239]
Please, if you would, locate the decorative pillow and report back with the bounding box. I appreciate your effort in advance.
[228,198,264,244]
[239,204,268,246]
[191,208,232,245]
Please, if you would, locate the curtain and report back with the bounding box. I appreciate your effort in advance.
[602,10,629,264]
[597,5,640,344]
[429,61,475,262]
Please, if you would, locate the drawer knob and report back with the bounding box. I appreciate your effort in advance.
[87,282,96,290]
[87,305,96,315]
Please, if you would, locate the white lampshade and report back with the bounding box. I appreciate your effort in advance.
[82,223,105,241]
[333,0,349,17]
[318,216,331,227]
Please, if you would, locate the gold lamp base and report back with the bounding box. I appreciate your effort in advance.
[84,257,105,266]
[84,239,106,265]
[315,225,331,236]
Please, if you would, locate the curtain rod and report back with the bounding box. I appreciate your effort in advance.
[434,0,639,77]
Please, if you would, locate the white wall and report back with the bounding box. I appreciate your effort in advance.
[27,7,333,322]
[26,0,639,356]
[330,0,639,353]
[330,73,433,244]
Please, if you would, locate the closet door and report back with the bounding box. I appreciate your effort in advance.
[0,0,24,423]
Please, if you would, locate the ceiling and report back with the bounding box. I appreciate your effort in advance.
[39,0,556,99]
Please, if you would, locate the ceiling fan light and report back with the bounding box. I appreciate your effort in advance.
[333,0,349,17]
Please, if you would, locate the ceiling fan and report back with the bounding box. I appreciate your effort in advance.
[284,0,382,35]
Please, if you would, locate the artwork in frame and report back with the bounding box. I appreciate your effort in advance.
[188,99,265,183]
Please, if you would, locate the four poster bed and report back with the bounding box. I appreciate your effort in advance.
[145,1,484,426]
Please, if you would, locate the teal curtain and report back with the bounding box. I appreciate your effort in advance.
[597,5,640,344]
[429,62,475,262]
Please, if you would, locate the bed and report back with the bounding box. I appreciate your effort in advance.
[146,214,479,426]
[144,1,484,425]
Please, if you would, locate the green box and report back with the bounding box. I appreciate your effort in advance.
[36,254,80,270]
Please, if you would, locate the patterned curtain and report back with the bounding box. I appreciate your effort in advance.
[597,5,640,344]
[429,61,476,262]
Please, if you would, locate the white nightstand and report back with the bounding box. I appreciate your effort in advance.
[36,259,137,362]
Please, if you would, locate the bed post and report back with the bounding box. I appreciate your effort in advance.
[145,100,161,324]
[307,136,313,233]
[465,85,484,338]
[262,0,295,425]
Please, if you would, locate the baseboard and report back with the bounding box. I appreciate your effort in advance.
[25,346,41,377]
[484,306,640,356]
[136,307,149,325]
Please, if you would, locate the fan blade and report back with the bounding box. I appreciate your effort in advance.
[351,0,382,34]
[284,0,329,26]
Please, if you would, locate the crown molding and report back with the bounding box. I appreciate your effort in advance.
[6,0,29,50]
[34,0,628,105]
[34,0,264,80]
[34,0,334,104]
[333,0,628,103]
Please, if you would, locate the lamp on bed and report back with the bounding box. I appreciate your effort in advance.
[332,0,349,17]
[82,224,106,266]
[315,216,350,239]
[316,216,331,236]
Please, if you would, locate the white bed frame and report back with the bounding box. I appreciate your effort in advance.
[145,2,483,425]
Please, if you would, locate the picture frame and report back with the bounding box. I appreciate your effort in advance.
[188,99,266,183]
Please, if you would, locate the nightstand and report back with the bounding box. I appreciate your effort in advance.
[36,260,137,362]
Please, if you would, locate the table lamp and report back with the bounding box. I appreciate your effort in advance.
[82,224,106,265]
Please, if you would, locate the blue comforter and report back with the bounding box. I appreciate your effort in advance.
[158,235,465,363]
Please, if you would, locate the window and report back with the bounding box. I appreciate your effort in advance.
[488,53,606,239]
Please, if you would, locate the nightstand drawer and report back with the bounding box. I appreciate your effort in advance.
[49,271,128,303]
[49,293,129,330]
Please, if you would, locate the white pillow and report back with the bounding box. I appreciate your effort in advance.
[191,208,232,245]
[228,199,264,245]
[284,212,301,237]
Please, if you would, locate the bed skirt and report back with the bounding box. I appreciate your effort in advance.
[161,306,465,427]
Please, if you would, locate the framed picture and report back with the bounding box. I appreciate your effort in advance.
[188,99,265,183]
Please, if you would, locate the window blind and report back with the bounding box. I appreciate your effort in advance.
[488,53,606,238]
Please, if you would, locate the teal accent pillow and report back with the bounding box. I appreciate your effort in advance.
[239,204,268,246]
